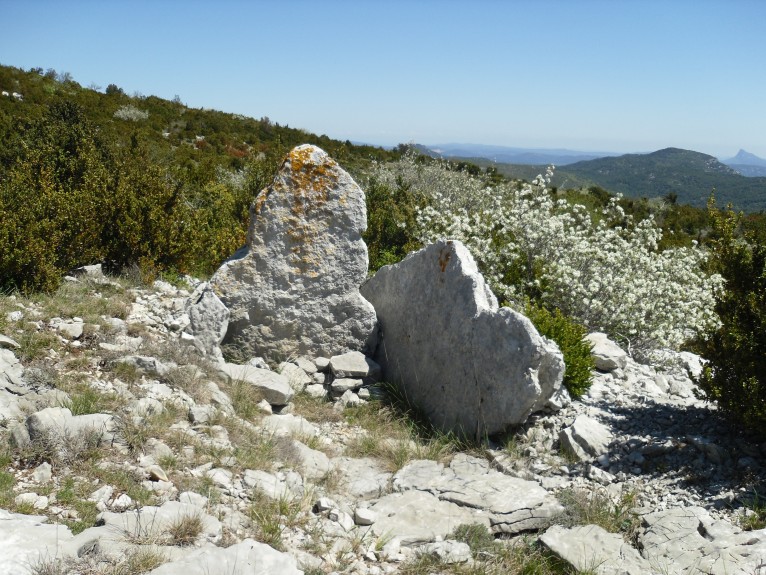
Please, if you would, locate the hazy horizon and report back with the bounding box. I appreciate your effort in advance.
[1,0,764,159]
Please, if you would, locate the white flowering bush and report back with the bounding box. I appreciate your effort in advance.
[113,104,149,121]
[368,153,722,359]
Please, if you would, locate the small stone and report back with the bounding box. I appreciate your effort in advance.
[330,378,363,393]
[314,357,330,372]
[354,507,377,526]
[329,508,355,531]
[111,493,133,510]
[32,462,53,483]
[314,497,337,512]
[304,384,327,399]
[147,465,169,482]
[0,335,21,349]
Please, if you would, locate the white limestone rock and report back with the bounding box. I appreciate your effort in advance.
[360,239,564,437]
[216,362,293,405]
[541,524,651,575]
[210,144,377,361]
[559,414,613,461]
[184,282,229,360]
[147,538,302,575]
[585,332,628,372]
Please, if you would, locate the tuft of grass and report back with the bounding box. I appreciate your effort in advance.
[31,546,167,575]
[62,383,122,415]
[399,534,574,575]
[343,393,466,472]
[247,490,312,551]
[165,512,204,546]
[738,488,766,531]
[225,378,266,421]
[556,487,639,538]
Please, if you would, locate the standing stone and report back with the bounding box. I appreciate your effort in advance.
[360,239,564,438]
[210,145,377,360]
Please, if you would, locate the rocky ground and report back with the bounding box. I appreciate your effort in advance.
[2,271,766,575]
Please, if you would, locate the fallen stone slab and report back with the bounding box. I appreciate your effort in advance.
[370,490,490,546]
[393,455,563,535]
[210,144,377,361]
[559,414,613,461]
[23,407,115,450]
[329,350,381,381]
[541,524,651,575]
[361,239,564,438]
[243,469,304,500]
[216,362,293,405]
[259,413,317,437]
[279,362,313,392]
[97,500,222,547]
[585,332,628,372]
[638,506,766,575]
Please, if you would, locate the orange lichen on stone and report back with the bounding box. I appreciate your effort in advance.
[438,248,452,272]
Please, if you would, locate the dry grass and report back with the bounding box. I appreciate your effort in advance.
[164,512,204,546]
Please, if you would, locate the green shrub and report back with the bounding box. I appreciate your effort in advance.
[363,176,426,272]
[523,303,594,399]
[693,202,766,437]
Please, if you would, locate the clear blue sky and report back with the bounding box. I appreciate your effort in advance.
[1,0,764,158]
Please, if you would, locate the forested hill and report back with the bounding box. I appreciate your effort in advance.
[559,148,766,211]
[0,63,400,293]
[0,64,397,178]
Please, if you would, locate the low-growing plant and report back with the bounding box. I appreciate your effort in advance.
[523,303,595,398]
[165,512,204,546]
[737,488,766,531]
[557,487,639,538]
[247,490,312,550]
[693,201,766,437]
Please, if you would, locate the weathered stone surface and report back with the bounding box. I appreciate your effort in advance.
[99,501,222,546]
[0,335,20,350]
[329,350,381,380]
[585,332,628,372]
[360,239,564,437]
[116,355,175,378]
[216,363,293,405]
[148,538,302,575]
[559,415,613,461]
[332,456,392,499]
[243,469,304,500]
[0,510,75,574]
[392,455,563,535]
[541,524,652,575]
[25,407,115,446]
[259,413,317,437]
[417,540,472,564]
[279,362,313,392]
[639,506,766,575]
[370,490,490,546]
[210,144,377,360]
[185,282,229,359]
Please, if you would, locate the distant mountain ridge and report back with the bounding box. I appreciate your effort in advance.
[721,149,766,177]
[422,142,620,166]
[558,148,766,211]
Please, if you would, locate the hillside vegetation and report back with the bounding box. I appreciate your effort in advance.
[0,64,398,292]
[1,63,765,439]
[445,148,766,212]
